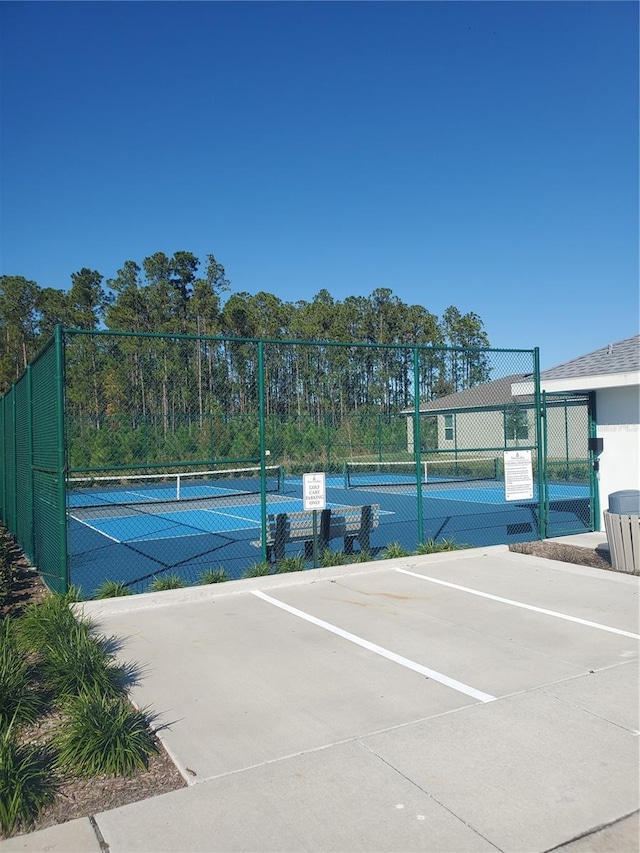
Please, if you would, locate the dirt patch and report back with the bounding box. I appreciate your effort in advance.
[509,540,614,571]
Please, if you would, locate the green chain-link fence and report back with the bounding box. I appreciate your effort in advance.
[0,328,595,596]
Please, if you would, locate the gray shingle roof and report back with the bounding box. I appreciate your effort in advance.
[418,374,527,412]
[540,335,640,381]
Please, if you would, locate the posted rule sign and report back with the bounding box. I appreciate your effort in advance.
[504,450,534,501]
[303,472,327,511]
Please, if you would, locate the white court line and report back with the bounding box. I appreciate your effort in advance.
[69,514,122,543]
[396,569,640,641]
[252,590,496,704]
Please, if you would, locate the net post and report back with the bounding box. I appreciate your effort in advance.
[176,474,181,501]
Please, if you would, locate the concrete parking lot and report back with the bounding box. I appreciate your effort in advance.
[3,544,638,852]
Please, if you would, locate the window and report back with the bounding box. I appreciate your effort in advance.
[444,414,454,441]
[505,406,529,441]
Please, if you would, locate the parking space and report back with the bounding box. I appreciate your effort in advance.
[79,545,639,852]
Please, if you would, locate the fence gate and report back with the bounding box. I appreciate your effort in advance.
[539,392,596,537]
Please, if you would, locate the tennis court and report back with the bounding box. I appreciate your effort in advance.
[67,461,591,596]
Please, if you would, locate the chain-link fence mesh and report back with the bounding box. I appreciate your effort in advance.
[0,328,596,597]
[0,334,67,593]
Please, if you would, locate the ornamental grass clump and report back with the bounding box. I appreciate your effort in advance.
[199,568,230,584]
[148,575,186,592]
[0,723,56,836]
[381,542,411,559]
[242,562,272,578]
[0,619,45,733]
[16,592,88,656]
[94,581,132,599]
[41,621,127,704]
[414,538,468,554]
[276,555,306,573]
[55,692,158,778]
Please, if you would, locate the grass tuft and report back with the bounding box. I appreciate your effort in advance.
[148,575,186,592]
[0,724,57,836]
[276,555,306,573]
[242,562,272,578]
[381,542,411,559]
[414,538,466,554]
[320,550,349,567]
[55,692,158,778]
[199,568,230,584]
[0,619,46,734]
[94,581,132,599]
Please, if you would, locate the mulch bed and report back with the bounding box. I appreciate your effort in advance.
[2,550,186,841]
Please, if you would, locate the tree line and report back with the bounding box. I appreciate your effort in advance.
[0,250,491,398]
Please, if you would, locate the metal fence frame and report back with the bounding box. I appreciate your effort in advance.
[1,326,596,595]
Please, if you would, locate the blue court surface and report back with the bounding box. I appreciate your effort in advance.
[68,476,592,595]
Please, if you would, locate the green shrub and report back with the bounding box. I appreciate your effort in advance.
[381,542,410,559]
[41,621,127,704]
[16,594,89,657]
[199,568,230,584]
[148,575,186,592]
[94,581,132,599]
[276,555,306,573]
[414,538,464,555]
[242,563,272,578]
[55,692,158,777]
[320,550,349,567]
[0,619,45,733]
[0,725,56,837]
[353,551,372,563]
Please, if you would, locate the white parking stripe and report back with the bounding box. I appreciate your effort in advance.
[252,590,496,703]
[396,568,640,640]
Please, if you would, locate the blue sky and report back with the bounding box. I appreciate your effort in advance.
[1,1,637,370]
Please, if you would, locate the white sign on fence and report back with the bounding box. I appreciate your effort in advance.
[303,472,327,511]
[504,450,534,501]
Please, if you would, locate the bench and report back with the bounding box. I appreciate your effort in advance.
[260,504,380,563]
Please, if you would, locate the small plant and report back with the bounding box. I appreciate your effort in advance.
[41,621,127,704]
[148,575,186,592]
[242,562,273,578]
[0,619,45,733]
[199,568,230,584]
[276,555,306,573]
[55,692,158,778]
[353,550,372,563]
[381,542,411,559]
[320,550,349,568]
[0,723,57,836]
[414,538,464,555]
[94,581,132,599]
[16,593,89,656]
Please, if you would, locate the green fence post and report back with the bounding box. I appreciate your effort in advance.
[414,346,424,544]
[588,391,600,530]
[55,326,69,593]
[257,341,268,564]
[533,348,546,540]
[26,365,35,563]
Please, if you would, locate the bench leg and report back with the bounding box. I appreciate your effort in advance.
[344,536,355,555]
[274,514,288,562]
[357,505,373,553]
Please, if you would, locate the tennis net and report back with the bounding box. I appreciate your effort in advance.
[67,465,284,508]
[344,458,500,489]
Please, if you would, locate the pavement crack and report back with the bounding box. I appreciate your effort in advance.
[356,739,504,852]
[89,815,110,852]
